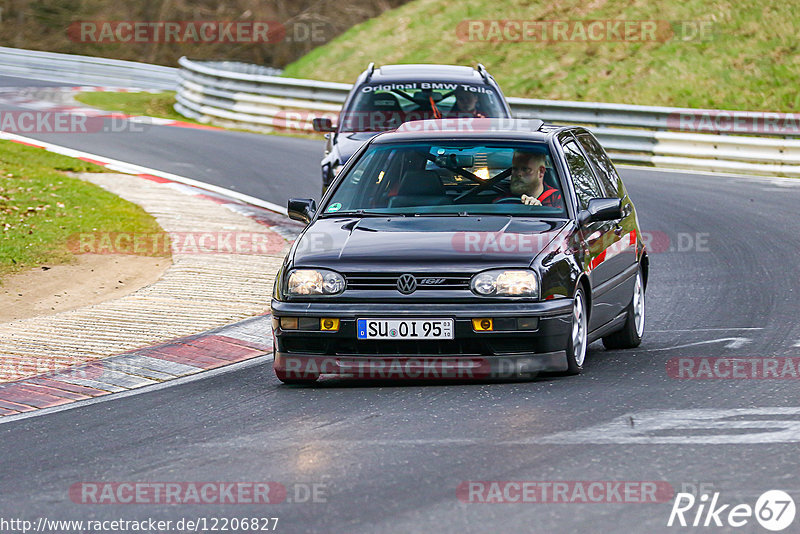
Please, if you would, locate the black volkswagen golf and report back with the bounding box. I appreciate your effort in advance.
[272,118,648,383]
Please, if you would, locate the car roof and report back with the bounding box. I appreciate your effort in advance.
[370,118,561,143]
[364,64,488,84]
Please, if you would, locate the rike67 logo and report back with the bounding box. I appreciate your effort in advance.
[668,490,795,531]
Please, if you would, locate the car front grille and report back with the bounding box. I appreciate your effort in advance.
[344,273,471,291]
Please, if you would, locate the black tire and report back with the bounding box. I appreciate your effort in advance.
[564,288,589,375]
[602,267,645,350]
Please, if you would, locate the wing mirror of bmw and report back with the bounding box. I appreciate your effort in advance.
[312,118,336,133]
[579,198,624,225]
[288,198,317,224]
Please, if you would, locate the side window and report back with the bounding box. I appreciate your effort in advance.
[577,133,621,197]
[562,140,603,210]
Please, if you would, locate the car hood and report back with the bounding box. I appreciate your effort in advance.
[292,216,567,272]
[334,132,379,164]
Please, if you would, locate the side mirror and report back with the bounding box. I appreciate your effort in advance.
[287,198,317,224]
[578,198,623,225]
[312,117,336,133]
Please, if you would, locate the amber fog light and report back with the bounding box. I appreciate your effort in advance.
[320,318,340,331]
[472,318,493,331]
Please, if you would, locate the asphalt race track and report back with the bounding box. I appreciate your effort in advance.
[2,74,800,533]
[0,75,321,205]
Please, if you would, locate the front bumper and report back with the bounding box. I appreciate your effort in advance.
[271,299,572,379]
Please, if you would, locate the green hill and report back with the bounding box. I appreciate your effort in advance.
[0,0,408,68]
[283,0,799,112]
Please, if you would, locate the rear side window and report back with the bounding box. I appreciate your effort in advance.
[562,140,603,210]
[577,133,621,197]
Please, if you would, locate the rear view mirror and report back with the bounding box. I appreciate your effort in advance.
[435,153,474,168]
[579,198,623,225]
[288,198,317,224]
[312,118,336,133]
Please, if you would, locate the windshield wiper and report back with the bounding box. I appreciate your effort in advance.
[318,210,410,218]
[411,212,471,217]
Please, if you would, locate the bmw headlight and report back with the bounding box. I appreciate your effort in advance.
[471,269,539,297]
[287,269,345,296]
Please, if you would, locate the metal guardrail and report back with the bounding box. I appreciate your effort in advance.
[0,47,178,90]
[176,56,800,177]
[4,47,794,177]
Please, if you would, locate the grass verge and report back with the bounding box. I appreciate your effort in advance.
[74,91,198,123]
[0,140,164,280]
[283,0,799,112]
[74,91,321,139]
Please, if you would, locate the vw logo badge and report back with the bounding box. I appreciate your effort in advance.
[396,274,417,294]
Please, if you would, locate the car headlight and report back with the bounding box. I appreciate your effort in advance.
[471,269,539,297]
[332,163,343,176]
[287,269,345,296]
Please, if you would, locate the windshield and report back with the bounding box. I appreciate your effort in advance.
[340,83,507,132]
[322,141,568,217]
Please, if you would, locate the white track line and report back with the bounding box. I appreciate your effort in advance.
[0,131,286,423]
[641,337,752,351]
[619,163,800,185]
[648,328,764,333]
[0,131,287,215]
[0,354,274,426]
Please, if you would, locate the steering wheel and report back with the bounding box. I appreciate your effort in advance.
[494,196,522,204]
[453,168,512,203]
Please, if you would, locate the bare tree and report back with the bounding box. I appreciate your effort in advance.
[0,0,410,68]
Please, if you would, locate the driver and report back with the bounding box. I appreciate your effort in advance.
[494,150,564,208]
[450,87,486,118]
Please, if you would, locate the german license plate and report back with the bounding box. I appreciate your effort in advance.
[357,318,454,340]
